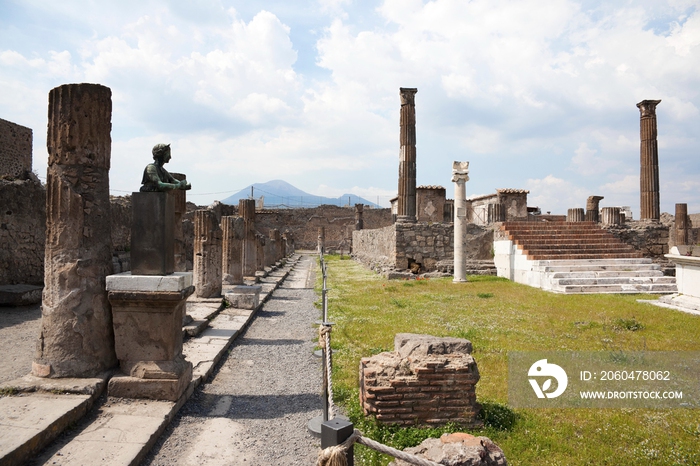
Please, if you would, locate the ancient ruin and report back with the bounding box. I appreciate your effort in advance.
[638,99,661,221]
[360,334,481,427]
[585,195,604,223]
[193,209,223,298]
[452,162,469,283]
[355,204,364,230]
[675,203,689,246]
[397,88,418,223]
[221,216,245,285]
[240,199,257,279]
[33,83,117,378]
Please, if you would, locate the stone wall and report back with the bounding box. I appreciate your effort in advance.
[416,186,446,223]
[0,178,45,285]
[395,222,454,271]
[603,221,670,258]
[0,118,32,179]
[352,225,397,272]
[360,334,481,427]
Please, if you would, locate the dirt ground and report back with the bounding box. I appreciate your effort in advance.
[0,303,41,384]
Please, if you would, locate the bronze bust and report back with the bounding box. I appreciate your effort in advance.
[140,143,191,192]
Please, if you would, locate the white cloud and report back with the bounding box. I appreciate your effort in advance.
[526,175,588,214]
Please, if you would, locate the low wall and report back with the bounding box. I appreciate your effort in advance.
[603,221,670,258]
[352,225,397,272]
[395,222,454,271]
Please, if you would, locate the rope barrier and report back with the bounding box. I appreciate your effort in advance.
[319,325,337,419]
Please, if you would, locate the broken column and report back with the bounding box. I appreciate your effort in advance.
[33,83,117,378]
[355,204,364,230]
[567,208,585,222]
[171,173,187,272]
[397,87,418,223]
[637,99,662,221]
[256,234,266,274]
[193,209,222,298]
[452,162,469,283]
[675,203,689,246]
[585,196,604,223]
[221,216,244,285]
[271,229,283,263]
[601,207,621,226]
[239,199,257,279]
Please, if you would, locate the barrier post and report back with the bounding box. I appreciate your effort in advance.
[321,418,354,466]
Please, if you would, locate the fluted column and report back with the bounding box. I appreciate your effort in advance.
[675,203,688,245]
[452,161,470,283]
[637,100,661,221]
[567,208,585,222]
[397,88,418,223]
[34,83,117,378]
[222,216,244,285]
[601,207,621,226]
[239,199,257,278]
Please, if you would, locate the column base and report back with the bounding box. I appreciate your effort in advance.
[108,358,192,402]
[225,285,262,310]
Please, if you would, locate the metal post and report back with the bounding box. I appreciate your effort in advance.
[321,418,355,466]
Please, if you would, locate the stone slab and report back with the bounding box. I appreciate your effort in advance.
[185,301,222,321]
[0,373,108,396]
[107,361,192,402]
[106,272,193,292]
[0,394,92,466]
[224,285,262,310]
[0,284,43,306]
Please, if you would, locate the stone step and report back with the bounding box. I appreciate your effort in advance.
[553,283,678,294]
[550,270,664,279]
[533,258,653,266]
[520,243,636,251]
[514,238,622,245]
[528,252,643,260]
[554,276,676,286]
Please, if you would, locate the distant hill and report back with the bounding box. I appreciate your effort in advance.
[220,180,381,208]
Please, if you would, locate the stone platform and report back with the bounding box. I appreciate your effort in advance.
[0,255,300,466]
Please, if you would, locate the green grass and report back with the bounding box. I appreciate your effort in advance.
[317,255,700,466]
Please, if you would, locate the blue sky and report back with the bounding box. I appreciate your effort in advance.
[1,0,699,215]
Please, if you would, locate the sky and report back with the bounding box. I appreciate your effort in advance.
[1,0,699,215]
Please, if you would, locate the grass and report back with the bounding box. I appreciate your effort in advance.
[317,255,700,466]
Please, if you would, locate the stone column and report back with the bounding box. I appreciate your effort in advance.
[397,87,418,223]
[33,84,117,378]
[567,208,585,222]
[221,216,244,285]
[452,162,470,283]
[355,204,364,230]
[171,173,187,272]
[239,199,257,279]
[601,207,621,226]
[271,229,282,263]
[675,203,689,246]
[585,196,604,223]
[256,234,266,274]
[318,226,325,254]
[637,99,662,221]
[193,210,222,298]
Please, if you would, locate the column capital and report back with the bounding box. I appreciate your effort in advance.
[451,161,470,183]
[400,87,418,105]
[636,99,661,117]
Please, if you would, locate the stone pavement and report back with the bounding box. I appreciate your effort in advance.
[0,254,305,466]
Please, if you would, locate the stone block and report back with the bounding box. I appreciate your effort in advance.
[224,285,262,310]
[395,333,473,358]
[106,272,193,292]
[131,192,175,275]
[107,360,192,402]
[0,284,42,306]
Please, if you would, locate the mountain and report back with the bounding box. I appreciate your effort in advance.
[220,180,381,209]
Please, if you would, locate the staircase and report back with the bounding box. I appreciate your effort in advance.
[495,221,676,294]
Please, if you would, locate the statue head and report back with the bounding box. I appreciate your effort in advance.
[152,143,172,163]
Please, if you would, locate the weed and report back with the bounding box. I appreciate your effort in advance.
[613,317,645,332]
[477,292,494,299]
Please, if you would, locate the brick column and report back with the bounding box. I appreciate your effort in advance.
[637,100,661,221]
[221,216,244,285]
[239,199,257,278]
[34,83,117,378]
[397,88,418,223]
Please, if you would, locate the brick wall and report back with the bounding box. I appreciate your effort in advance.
[0,118,32,179]
[359,334,482,427]
[395,222,453,271]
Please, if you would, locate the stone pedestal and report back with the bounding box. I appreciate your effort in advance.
[106,272,193,401]
[452,162,469,283]
[225,285,262,310]
[131,192,175,275]
[34,83,117,378]
[638,100,661,221]
[397,88,418,223]
[222,216,244,285]
[193,209,222,298]
[601,207,621,225]
[567,208,585,222]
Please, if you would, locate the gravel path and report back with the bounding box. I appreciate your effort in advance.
[0,303,41,384]
[143,254,323,466]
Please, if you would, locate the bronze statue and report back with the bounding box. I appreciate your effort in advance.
[140,143,191,192]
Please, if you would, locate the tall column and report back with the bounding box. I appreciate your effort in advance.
[675,203,689,246]
[452,161,469,283]
[397,87,418,223]
[355,204,364,230]
[171,173,187,272]
[193,210,222,298]
[34,83,117,378]
[239,199,257,278]
[637,100,661,221]
[222,216,244,285]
